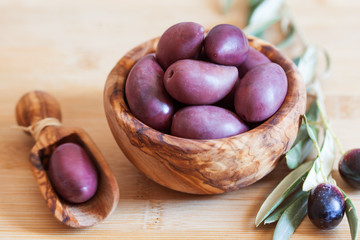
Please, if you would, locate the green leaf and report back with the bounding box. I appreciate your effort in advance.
[273,192,309,240]
[286,137,313,169]
[297,45,318,85]
[248,0,264,21]
[303,115,318,144]
[264,190,308,224]
[286,102,320,169]
[248,0,284,26]
[302,130,336,191]
[293,57,300,65]
[255,161,313,226]
[299,100,320,141]
[319,47,331,79]
[245,0,284,37]
[315,99,346,155]
[293,124,308,145]
[277,20,295,50]
[249,0,264,7]
[339,188,359,240]
[306,100,320,122]
[244,15,282,37]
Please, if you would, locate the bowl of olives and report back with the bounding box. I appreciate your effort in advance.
[103,22,306,194]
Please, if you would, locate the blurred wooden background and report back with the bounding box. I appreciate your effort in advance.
[0,0,359,239]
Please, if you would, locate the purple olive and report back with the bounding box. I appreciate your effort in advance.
[234,62,288,123]
[171,105,249,139]
[238,47,270,78]
[125,54,175,132]
[49,143,98,203]
[204,24,249,66]
[156,22,205,70]
[339,148,360,188]
[308,183,345,230]
[164,59,238,105]
[214,79,239,111]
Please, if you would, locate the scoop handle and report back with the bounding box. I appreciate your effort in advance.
[15,90,62,128]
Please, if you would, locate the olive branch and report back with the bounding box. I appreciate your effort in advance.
[223,0,358,239]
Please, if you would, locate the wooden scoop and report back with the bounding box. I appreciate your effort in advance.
[15,90,119,228]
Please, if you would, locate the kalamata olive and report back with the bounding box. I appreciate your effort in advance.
[156,22,205,70]
[234,62,288,123]
[49,142,98,203]
[171,105,249,139]
[214,79,239,111]
[164,59,238,105]
[125,54,175,132]
[308,183,345,230]
[204,24,249,66]
[238,47,270,78]
[339,148,360,188]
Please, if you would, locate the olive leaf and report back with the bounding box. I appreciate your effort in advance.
[293,57,300,65]
[286,138,313,169]
[302,129,336,191]
[306,98,321,122]
[244,0,284,37]
[244,15,282,37]
[286,101,320,169]
[339,188,359,240]
[248,0,265,21]
[293,99,320,144]
[291,125,309,146]
[302,115,319,145]
[248,0,283,26]
[307,80,325,106]
[264,190,308,224]
[255,160,313,226]
[277,18,295,50]
[316,47,331,80]
[224,2,357,239]
[272,192,309,240]
[297,45,318,85]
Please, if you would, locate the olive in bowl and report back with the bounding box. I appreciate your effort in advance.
[103,28,306,194]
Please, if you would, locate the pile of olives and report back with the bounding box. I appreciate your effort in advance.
[125,22,288,139]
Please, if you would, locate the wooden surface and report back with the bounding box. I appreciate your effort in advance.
[0,0,359,239]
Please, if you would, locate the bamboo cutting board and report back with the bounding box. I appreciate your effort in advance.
[1,0,360,239]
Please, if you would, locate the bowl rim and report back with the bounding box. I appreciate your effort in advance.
[104,35,306,148]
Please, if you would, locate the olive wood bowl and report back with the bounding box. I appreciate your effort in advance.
[104,35,306,194]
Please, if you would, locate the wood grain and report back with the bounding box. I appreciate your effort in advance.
[104,36,306,194]
[15,91,119,228]
[1,0,360,239]
[16,91,62,128]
